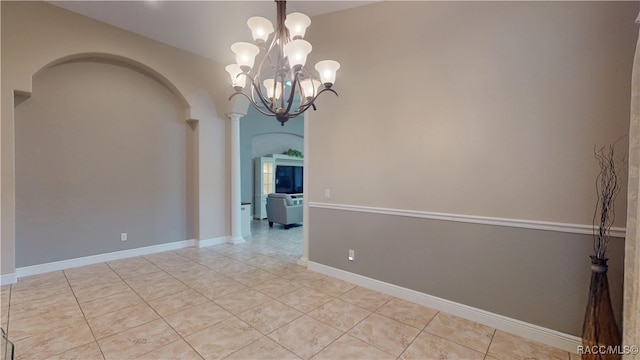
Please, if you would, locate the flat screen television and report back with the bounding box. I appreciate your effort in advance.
[275,165,303,194]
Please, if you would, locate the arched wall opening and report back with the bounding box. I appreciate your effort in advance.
[14,57,196,266]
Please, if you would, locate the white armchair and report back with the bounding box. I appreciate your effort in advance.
[266,193,303,229]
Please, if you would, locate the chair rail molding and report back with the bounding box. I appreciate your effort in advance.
[308,202,626,237]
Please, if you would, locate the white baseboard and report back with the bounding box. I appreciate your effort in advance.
[15,239,197,278]
[0,273,17,286]
[198,236,228,248]
[308,261,581,353]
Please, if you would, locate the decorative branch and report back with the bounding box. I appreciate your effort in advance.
[592,139,625,259]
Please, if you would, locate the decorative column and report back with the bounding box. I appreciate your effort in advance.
[228,113,245,244]
[298,111,310,266]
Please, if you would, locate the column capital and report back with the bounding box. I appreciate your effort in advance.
[227,113,244,121]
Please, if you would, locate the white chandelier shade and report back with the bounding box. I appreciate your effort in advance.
[247,17,274,44]
[227,0,339,126]
[284,12,311,39]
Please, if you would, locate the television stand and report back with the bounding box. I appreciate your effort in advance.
[254,154,304,219]
[290,194,303,205]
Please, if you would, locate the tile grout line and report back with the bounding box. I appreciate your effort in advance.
[483,328,498,360]
[138,252,231,360]
[62,267,107,360]
[395,310,440,360]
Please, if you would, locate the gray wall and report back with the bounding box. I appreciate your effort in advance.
[15,60,193,266]
[304,1,637,336]
[309,207,625,336]
[240,107,304,203]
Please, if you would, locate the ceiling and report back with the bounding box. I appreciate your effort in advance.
[49,1,378,65]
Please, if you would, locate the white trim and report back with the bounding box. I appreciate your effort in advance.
[0,273,17,286]
[309,202,626,238]
[308,261,581,353]
[198,236,228,248]
[15,239,197,278]
[227,236,246,245]
[296,256,308,267]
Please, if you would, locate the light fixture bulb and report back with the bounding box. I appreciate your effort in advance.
[284,12,311,39]
[284,39,312,71]
[231,42,260,71]
[300,78,321,100]
[225,64,246,89]
[263,79,283,100]
[247,17,274,45]
[315,60,340,87]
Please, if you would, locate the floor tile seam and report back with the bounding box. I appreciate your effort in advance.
[8,290,73,305]
[67,276,130,293]
[258,313,306,337]
[3,285,12,336]
[237,298,305,337]
[92,316,164,342]
[126,258,211,300]
[143,250,191,263]
[251,284,300,300]
[337,290,393,313]
[60,269,107,360]
[483,328,499,360]
[236,252,286,266]
[161,309,226,347]
[345,309,427,357]
[217,333,272,360]
[149,297,209,318]
[73,263,136,304]
[119,269,172,286]
[372,305,436,331]
[133,337,198,360]
[276,293,334,315]
[341,322,402,359]
[85,301,160,332]
[113,268,165,280]
[9,280,69,294]
[306,300,373,335]
[91,259,166,325]
[8,310,89,340]
[7,287,77,309]
[7,303,84,326]
[420,325,491,356]
[281,325,347,360]
[42,341,105,360]
[306,285,355,299]
[74,288,136,308]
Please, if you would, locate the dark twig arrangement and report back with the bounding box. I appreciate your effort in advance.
[592,140,624,260]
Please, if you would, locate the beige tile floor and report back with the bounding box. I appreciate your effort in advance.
[0,221,577,360]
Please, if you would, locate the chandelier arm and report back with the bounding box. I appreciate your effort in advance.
[254,34,279,86]
[290,87,339,116]
[230,91,277,118]
[244,72,278,114]
[281,71,301,116]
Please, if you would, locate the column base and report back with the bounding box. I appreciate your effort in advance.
[297,257,308,267]
[227,236,246,245]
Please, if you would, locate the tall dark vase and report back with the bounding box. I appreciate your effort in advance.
[582,256,621,360]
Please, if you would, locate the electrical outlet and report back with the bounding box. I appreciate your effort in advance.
[324,188,331,199]
[348,249,355,261]
[121,233,128,242]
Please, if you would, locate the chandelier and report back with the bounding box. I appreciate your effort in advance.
[226,0,340,126]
